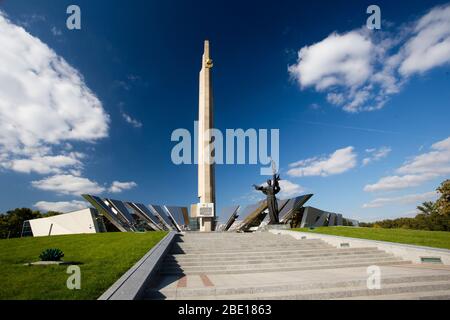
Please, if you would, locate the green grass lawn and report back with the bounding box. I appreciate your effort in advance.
[293,227,450,250]
[0,231,167,300]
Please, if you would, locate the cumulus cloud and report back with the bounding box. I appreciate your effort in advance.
[108,181,138,193]
[362,191,438,208]
[288,31,373,91]
[364,136,450,192]
[0,11,109,177]
[34,200,87,213]
[288,146,357,177]
[362,146,391,166]
[0,12,138,197]
[289,3,450,113]
[399,4,450,76]
[4,152,84,174]
[31,174,105,195]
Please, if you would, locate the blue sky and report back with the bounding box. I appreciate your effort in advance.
[0,0,449,222]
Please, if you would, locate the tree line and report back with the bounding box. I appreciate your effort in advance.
[0,208,62,239]
[359,180,450,231]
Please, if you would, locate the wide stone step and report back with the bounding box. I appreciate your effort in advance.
[168,280,450,300]
[164,253,395,267]
[176,243,324,248]
[152,274,450,298]
[171,244,333,254]
[162,256,402,270]
[169,247,381,258]
[178,236,319,241]
[174,238,325,245]
[160,259,410,275]
[166,248,385,262]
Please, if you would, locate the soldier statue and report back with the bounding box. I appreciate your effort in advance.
[253,173,281,224]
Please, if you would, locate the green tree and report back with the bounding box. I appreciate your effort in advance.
[435,179,450,216]
[417,201,437,216]
[0,208,42,239]
[45,211,63,217]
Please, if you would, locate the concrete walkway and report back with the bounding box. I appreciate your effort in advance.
[144,232,450,300]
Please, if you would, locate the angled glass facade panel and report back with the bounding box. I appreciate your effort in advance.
[82,195,131,232]
[149,205,175,230]
[328,213,337,226]
[107,199,135,225]
[238,200,268,231]
[336,214,343,226]
[238,200,266,222]
[313,212,330,227]
[216,205,239,231]
[279,194,314,222]
[162,206,181,232]
[165,206,189,230]
[278,200,295,222]
[127,202,164,231]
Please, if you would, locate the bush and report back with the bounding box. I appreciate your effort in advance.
[39,248,64,261]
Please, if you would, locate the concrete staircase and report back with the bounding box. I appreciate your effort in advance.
[160,232,408,275]
[146,232,450,300]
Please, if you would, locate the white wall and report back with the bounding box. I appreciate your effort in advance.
[29,208,100,237]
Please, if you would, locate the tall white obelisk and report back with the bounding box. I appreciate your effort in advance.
[192,40,216,232]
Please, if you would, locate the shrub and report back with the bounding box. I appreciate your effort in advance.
[39,248,64,261]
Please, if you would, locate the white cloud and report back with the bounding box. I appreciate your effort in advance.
[0,11,109,175]
[362,146,391,166]
[288,146,357,177]
[288,29,388,113]
[289,3,450,113]
[397,137,450,175]
[289,31,373,91]
[278,180,305,198]
[122,112,143,128]
[109,181,138,193]
[362,191,438,208]
[364,174,437,192]
[364,136,450,192]
[31,174,105,195]
[399,4,450,76]
[4,152,84,174]
[34,200,87,213]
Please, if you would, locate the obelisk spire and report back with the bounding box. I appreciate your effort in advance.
[193,40,216,232]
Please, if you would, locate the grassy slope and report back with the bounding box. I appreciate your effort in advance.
[293,227,450,250]
[0,231,167,300]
